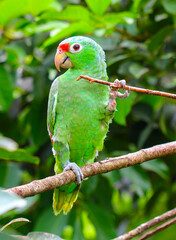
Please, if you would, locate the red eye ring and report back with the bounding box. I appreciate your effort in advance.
[73,44,80,51]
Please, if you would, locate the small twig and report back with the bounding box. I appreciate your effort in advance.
[5,141,176,198]
[138,217,176,240]
[114,27,150,41]
[114,208,176,240]
[76,75,176,99]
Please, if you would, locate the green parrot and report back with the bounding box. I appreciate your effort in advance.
[47,36,129,215]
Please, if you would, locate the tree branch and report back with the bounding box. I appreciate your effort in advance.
[138,217,176,240]
[114,208,176,240]
[114,27,150,41]
[5,141,176,198]
[76,75,176,99]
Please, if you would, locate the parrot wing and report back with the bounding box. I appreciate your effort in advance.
[47,77,59,140]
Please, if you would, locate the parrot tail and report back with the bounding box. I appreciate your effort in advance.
[53,186,80,215]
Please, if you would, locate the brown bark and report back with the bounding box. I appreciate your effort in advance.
[114,208,176,240]
[139,217,176,240]
[5,141,176,198]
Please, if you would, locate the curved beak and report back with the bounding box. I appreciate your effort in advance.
[55,50,73,72]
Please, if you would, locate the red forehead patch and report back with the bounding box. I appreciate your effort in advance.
[59,43,70,52]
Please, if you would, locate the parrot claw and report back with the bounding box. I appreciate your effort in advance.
[108,79,130,111]
[64,160,84,185]
[113,79,130,98]
[114,79,126,90]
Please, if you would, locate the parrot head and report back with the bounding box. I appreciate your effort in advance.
[55,36,106,71]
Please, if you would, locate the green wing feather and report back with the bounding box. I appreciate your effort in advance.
[47,77,59,137]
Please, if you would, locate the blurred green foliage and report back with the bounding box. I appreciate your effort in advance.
[0,0,176,239]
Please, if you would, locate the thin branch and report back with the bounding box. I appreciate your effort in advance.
[114,208,176,240]
[138,217,176,240]
[5,141,176,198]
[114,27,150,41]
[76,75,176,99]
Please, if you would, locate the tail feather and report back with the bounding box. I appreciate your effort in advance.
[53,186,80,215]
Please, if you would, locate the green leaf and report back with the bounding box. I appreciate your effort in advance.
[120,166,151,197]
[27,0,54,16]
[28,232,63,240]
[141,160,169,179]
[43,22,95,47]
[0,0,54,26]
[141,95,163,111]
[85,0,111,15]
[0,148,39,164]
[0,0,27,26]
[34,207,68,236]
[15,195,39,214]
[81,211,97,239]
[137,124,153,148]
[55,5,90,21]
[29,100,49,146]
[129,63,149,79]
[73,217,84,240]
[114,91,136,126]
[0,162,22,188]
[0,136,18,151]
[159,104,176,140]
[0,188,27,215]
[148,26,174,53]
[104,12,137,27]
[3,45,26,67]
[23,21,69,36]
[86,203,116,240]
[0,232,15,240]
[162,0,176,14]
[0,65,13,112]
[1,218,30,232]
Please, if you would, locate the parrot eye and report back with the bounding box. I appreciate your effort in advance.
[70,43,83,53]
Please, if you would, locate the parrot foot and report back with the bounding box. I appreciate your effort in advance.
[113,79,130,99]
[64,160,84,185]
[108,79,130,111]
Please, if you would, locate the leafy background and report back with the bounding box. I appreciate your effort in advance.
[0,0,176,239]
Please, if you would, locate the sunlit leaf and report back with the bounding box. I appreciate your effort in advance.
[43,22,95,47]
[0,189,27,215]
[27,0,54,16]
[55,5,90,21]
[0,136,18,151]
[85,0,111,15]
[0,0,54,26]
[1,218,30,232]
[81,211,97,239]
[0,148,39,164]
[104,12,137,27]
[23,21,69,36]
